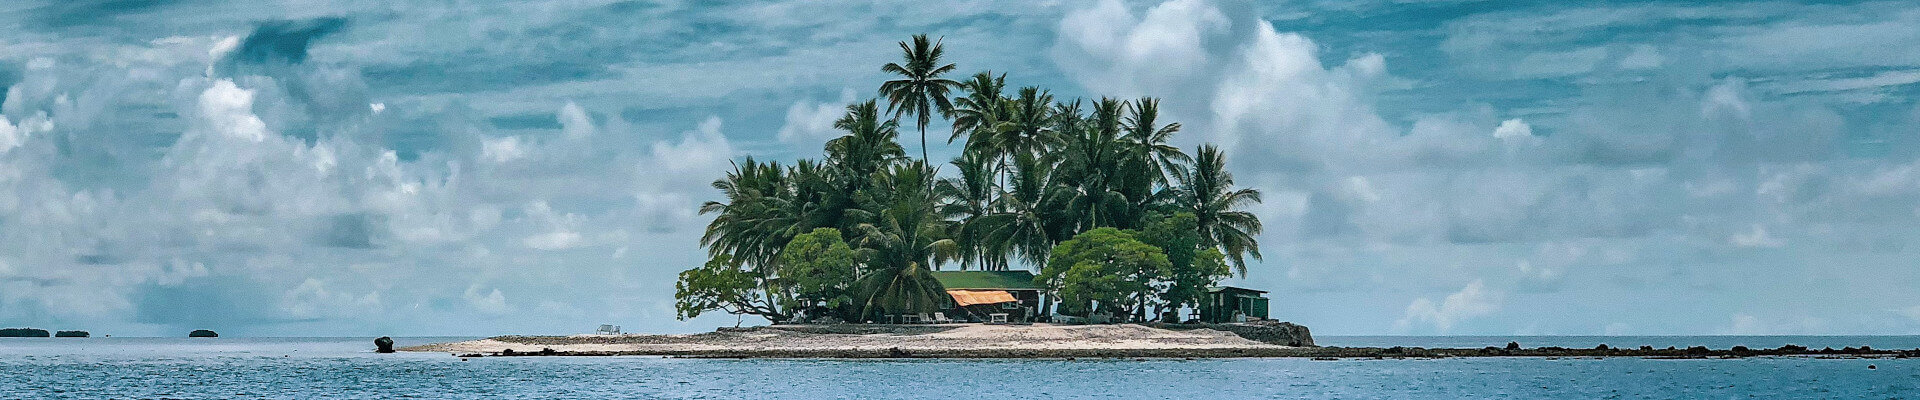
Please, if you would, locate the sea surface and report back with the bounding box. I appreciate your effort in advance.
[3,336,1917,399]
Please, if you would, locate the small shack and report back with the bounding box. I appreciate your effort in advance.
[1198,286,1270,323]
[930,271,1043,323]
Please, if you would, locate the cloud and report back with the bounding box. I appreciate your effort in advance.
[558,101,595,139]
[776,88,855,143]
[196,80,272,142]
[481,136,527,163]
[1718,313,1827,335]
[463,284,510,315]
[1396,279,1503,333]
[1729,224,1785,248]
[1491,118,1531,139]
[0,24,755,335]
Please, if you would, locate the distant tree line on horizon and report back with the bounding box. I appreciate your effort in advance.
[674,35,1265,324]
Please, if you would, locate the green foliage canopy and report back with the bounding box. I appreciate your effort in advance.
[1037,228,1170,318]
[780,228,860,318]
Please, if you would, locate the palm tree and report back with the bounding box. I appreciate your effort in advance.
[1050,97,1135,231]
[1172,145,1264,276]
[976,153,1067,269]
[1122,97,1191,187]
[936,150,1005,270]
[879,34,960,162]
[849,161,958,318]
[825,100,908,190]
[700,157,800,272]
[700,158,810,317]
[949,71,1007,149]
[986,87,1060,161]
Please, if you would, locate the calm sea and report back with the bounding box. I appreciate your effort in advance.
[3,336,1916,399]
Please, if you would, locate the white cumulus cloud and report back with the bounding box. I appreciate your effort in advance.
[776,88,855,143]
[1396,279,1504,333]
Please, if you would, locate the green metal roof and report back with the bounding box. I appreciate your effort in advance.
[930,270,1043,290]
[1206,286,1269,294]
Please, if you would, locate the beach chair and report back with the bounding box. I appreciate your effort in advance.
[932,312,955,324]
[989,313,1009,324]
[916,313,933,324]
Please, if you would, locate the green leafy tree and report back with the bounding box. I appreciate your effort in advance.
[1139,213,1231,320]
[1036,228,1170,319]
[880,34,960,162]
[780,228,860,320]
[675,255,788,323]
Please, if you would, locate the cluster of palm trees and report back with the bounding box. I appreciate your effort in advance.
[689,34,1264,321]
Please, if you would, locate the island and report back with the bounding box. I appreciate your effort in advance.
[0,328,51,337]
[188,329,219,338]
[55,330,90,337]
[407,323,1920,359]
[407,323,1311,358]
[410,35,1920,362]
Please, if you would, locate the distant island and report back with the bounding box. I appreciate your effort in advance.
[55,330,90,337]
[189,329,219,338]
[1,328,51,337]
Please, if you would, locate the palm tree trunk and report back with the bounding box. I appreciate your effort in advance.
[920,125,929,163]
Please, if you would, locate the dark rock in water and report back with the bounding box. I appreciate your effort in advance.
[55,330,89,337]
[1640,346,1653,351]
[188,329,219,338]
[1162,321,1315,346]
[0,328,51,337]
[374,336,395,353]
[1506,341,1521,350]
[1595,344,1609,351]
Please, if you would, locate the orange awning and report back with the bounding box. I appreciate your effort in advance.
[947,290,1017,307]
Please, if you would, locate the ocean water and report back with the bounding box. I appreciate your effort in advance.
[1317,335,1920,350]
[3,337,1916,399]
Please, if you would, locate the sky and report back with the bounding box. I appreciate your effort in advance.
[3,0,1920,337]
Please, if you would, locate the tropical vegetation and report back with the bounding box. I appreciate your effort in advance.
[674,35,1264,324]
